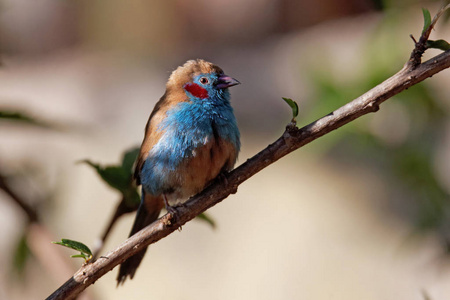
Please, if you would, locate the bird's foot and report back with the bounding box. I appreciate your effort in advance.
[166,204,177,217]
[163,195,179,225]
[216,171,238,194]
[217,171,229,186]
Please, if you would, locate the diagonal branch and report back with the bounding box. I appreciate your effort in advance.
[46,7,450,300]
[47,49,450,300]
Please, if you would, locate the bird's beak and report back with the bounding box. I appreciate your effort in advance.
[215,75,240,89]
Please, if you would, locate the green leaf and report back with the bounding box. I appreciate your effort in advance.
[71,254,89,259]
[53,239,92,255]
[12,233,31,276]
[422,8,432,34]
[122,187,141,207]
[282,97,299,120]
[52,238,92,262]
[80,160,130,192]
[101,166,130,190]
[80,149,142,208]
[196,212,216,229]
[121,147,140,173]
[426,39,450,51]
[1,111,36,122]
[0,110,51,128]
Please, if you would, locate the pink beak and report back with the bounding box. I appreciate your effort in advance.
[216,75,240,89]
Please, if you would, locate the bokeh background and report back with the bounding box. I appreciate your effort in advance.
[1,0,450,299]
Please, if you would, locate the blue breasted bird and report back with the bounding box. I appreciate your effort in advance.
[117,59,241,284]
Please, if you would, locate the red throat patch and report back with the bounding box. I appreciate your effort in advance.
[184,83,209,99]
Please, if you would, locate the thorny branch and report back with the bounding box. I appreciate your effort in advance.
[47,6,450,300]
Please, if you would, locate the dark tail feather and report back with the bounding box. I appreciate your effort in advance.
[117,193,163,285]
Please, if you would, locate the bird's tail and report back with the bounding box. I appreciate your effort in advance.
[117,192,163,285]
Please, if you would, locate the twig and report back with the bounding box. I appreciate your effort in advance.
[407,3,450,67]
[0,171,95,300]
[0,172,39,223]
[46,8,450,300]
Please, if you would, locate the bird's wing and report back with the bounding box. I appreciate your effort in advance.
[134,89,188,185]
[134,94,167,185]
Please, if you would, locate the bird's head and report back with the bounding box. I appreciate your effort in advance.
[167,59,240,101]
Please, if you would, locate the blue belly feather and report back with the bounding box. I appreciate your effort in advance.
[140,92,240,197]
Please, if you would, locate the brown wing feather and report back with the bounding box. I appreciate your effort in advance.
[134,92,166,185]
[134,85,190,185]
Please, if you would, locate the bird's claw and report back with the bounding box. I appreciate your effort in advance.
[217,172,229,186]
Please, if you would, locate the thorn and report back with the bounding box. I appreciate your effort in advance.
[229,185,238,194]
[367,102,380,112]
[410,34,417,44]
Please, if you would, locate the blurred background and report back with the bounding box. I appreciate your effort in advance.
[0,0,450,299]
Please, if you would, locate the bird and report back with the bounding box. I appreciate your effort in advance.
[117,59,241,284]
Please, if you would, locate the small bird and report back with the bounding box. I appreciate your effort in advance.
[117,59,241,284]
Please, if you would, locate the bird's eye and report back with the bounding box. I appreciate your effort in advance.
[199,77,209,85]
